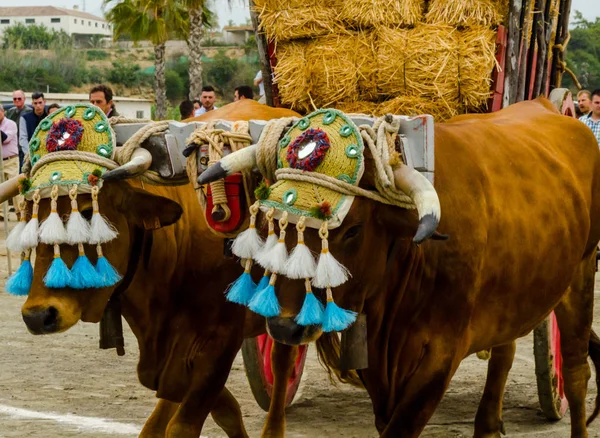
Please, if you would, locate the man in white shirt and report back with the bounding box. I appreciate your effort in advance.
[193,86,218,116]
[0,103,20,214]
[254,70,266,104]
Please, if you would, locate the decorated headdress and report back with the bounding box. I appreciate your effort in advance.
[202,108,442,333]
[5,104,122,296]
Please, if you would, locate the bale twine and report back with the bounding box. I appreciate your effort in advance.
[425,0,509,27]
[337,0,425,29]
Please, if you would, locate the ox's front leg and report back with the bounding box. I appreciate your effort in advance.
[140,399,179,437]
[165,338,245,438]
[379,338,461,438]
[261,342,298,438]
[210,387,249,438]
[473,342,516,438]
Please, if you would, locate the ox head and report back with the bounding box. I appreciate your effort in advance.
[198,109,440,345]
[1,104,182,335]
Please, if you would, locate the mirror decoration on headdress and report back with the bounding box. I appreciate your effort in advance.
[226,109,363,332]
[5,104,122,296]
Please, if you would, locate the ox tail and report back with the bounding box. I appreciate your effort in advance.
[315,333,364,389]
[586,328,600,425]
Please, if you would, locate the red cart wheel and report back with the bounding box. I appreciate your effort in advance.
[242,334,308,412]
[533,311,568,420]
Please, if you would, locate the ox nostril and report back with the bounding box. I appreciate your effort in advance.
[22,307,60,334]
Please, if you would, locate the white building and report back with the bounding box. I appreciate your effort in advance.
[222,25,253,45]
[0,92,152,120]
[0,6,112,45]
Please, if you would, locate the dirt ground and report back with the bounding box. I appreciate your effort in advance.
[1,220,600,437]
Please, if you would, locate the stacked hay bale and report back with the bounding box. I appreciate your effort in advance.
[254,0,511,121]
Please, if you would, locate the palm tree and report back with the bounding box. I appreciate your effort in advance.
[104,0,187,119]
[181,0,215,101]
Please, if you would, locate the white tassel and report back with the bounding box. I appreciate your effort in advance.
[231,202,264,259]
[312,223,350,289]
[39,186,67,245]
[66,186,91,245]
[21,193,40,249]
[255,212,288,274]
[286,218,317,279]
[6,202,27,252]
[89,186,118,244]
[254,208,277,264]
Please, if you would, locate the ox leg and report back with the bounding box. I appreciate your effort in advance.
[554,256,595,438]
[473,342,516,438]
[165,338,243,438]
[379,338,460,438]
[140,399,179,437]
[210,387,250,438]
[261,342,298,438]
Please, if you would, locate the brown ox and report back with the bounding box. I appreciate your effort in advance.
[199,98,600,437]
[0,100,302,438]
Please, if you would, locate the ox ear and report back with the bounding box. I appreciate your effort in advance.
[109,183,183,230]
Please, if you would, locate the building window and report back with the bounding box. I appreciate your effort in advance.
[102,24,105,28]
[81,19,84,24]
[0,19,9,24]
[136,111,144,119]
[25,18,35,24]
[88,21,91,26]
[74,19,77,23]
[51,18,60,23]
[95,22,98,27]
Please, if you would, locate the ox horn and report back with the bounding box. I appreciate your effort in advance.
[102,148,153,181]
[197,144,257,186]
[0,174,24,204]
[393,165,441,244]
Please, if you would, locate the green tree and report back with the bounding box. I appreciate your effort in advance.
[104,0,188,119]
[180,0,215,100]
[563,11,600,91]
[2,23,72,49]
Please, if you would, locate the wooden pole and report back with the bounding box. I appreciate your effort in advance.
[525,0,544,100]
[537,0,555,96]
[550,0,573,90]
[533,0,549,97]
[503,0,523,107]
[517,0,534,102]
[249,0,275,107]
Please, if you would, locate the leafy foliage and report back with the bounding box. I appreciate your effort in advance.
[2,23,72,49]
[563,11,600,91]
[86,49,110,60]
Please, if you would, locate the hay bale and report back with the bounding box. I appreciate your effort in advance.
[332,101,381,116]
[377,25,460,103]
[378,95,461,121]
[458,27,498,110]
[338,0,425,29]
[254,0,342,41]
[306,32,376,107]
[425,0,509,27]
[273,41,312,112]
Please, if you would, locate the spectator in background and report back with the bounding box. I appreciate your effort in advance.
[194,86,218,116]
[0,103,20,216]
[179,100,194,120]
[47,103,61,115]
[193,100,201,115]
[577,90,592,117]
[580,89,600,146]
[6,89,31,170]
[234,85,254,101]
[89,84,120,118]
[254,70,265,104]
[19,92,47,162]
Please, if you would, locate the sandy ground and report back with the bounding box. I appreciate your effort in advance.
[1,216,600,437]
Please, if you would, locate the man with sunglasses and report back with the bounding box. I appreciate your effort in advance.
[5,90,31,171]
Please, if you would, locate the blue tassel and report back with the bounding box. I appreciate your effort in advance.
[248,273,280,317]
[322,298,357,333]
[295,284,325,326]
[44,257,73,289]
[6,258,33,296]
[256,272,270,292]
[225,271,257,305]
[95,256,122,287]
[69,254,102,289]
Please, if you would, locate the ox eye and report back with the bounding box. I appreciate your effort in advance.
[81,208,93,220]
[343,224,362,241]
